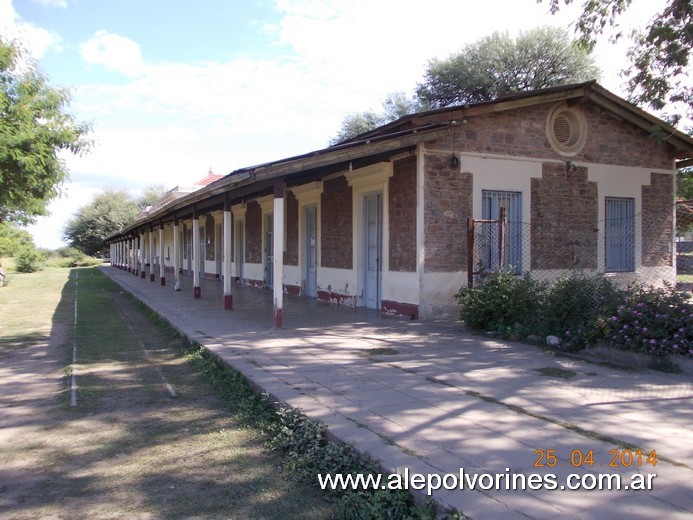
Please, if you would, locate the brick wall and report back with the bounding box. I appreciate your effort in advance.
[424,154,472,272]
[427,102,674,170]
[389,156,417,272]
[642,172,674,267]
[321,176,353,269]
[245,201,262,263]
[205,214,215,261]
[284,191,299,266]
[531,163,598,269]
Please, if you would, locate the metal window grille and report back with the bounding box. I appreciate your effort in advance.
[605,197,635,272]
[482,190,523,273]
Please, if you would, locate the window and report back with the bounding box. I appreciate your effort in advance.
[605,197,635,272]
[482,190,523,273]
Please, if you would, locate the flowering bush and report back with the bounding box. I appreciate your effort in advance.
[598,285,693,358]
[457,272,693,360]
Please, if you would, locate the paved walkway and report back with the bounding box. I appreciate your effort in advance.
[102,266,693,519]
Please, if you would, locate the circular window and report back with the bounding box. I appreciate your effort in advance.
[546,105,587,156]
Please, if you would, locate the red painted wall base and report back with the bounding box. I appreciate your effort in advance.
[160,277,166,286]
[273,308,283,328]
[224,294,233,310]
[382,300,419,319]
[150,274,155,282]
[193,286,201,299]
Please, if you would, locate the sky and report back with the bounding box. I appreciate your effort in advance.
[1,0,668,249]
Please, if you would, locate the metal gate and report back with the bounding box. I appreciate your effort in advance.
[467,207,508,288]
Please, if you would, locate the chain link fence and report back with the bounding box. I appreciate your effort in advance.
[469,203,688,293]
[677,200,693,292]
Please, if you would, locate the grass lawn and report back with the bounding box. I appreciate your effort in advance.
[678,273,693,283]
[0,267,333,519]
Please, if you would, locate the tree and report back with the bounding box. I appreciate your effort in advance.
[679,168,693,200]
[0,36,91,224]
[0,221,34,262]
[541,0,692,125]
[330,92,428,144]
[137,183,168,209]
[329,111,383,145]
[416,27,600,108]
[62,189,138,256]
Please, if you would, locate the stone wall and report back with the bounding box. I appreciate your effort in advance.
[321,176,353,269]
[531,163,598,269]
[427,102,674,170]
[389,156,417,272]
[424,154,472,272]
[642,172,674,267]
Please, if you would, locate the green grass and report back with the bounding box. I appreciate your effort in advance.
[678,273,693,283]
[0,267,333,519]
[0,267,72,353]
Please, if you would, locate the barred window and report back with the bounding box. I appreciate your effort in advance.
[481,190,523,273]
[605,197,635,272]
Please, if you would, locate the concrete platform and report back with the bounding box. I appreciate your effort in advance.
[102,266,693,519]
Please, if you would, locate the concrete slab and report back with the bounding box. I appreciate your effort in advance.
[102,266,693,519]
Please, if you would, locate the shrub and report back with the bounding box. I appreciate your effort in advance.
[542,273,623,349]
[598,285,693,358]
[56,246,85,259]
[454,271,545,336]
[46,247,102,268]
[14,247,45,273]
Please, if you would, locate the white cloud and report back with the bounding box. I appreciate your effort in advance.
[20,0,678,250]
[31,0,69,8]
[0,0,62,58]
[27,183,100,250]
[79,30,145,76]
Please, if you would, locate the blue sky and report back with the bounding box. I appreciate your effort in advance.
[1,0,666,249]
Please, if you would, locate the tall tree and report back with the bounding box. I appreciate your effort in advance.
[0,221,34,262]
[416,27,599,108]
[137,183,169,209]
[0,37,91,224]
[330,92,427,144]
[63,189,138,256]
[540,0,692,125]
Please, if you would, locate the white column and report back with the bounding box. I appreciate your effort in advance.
[159,225,166,285]
[192,214,201,298]
[273,184,285,327]
[132,237,137,273]
[223,206,233,309]
[148,228,155,282]
[139,232,146,278]
[132,237,138,276]
[173,221,180,287]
